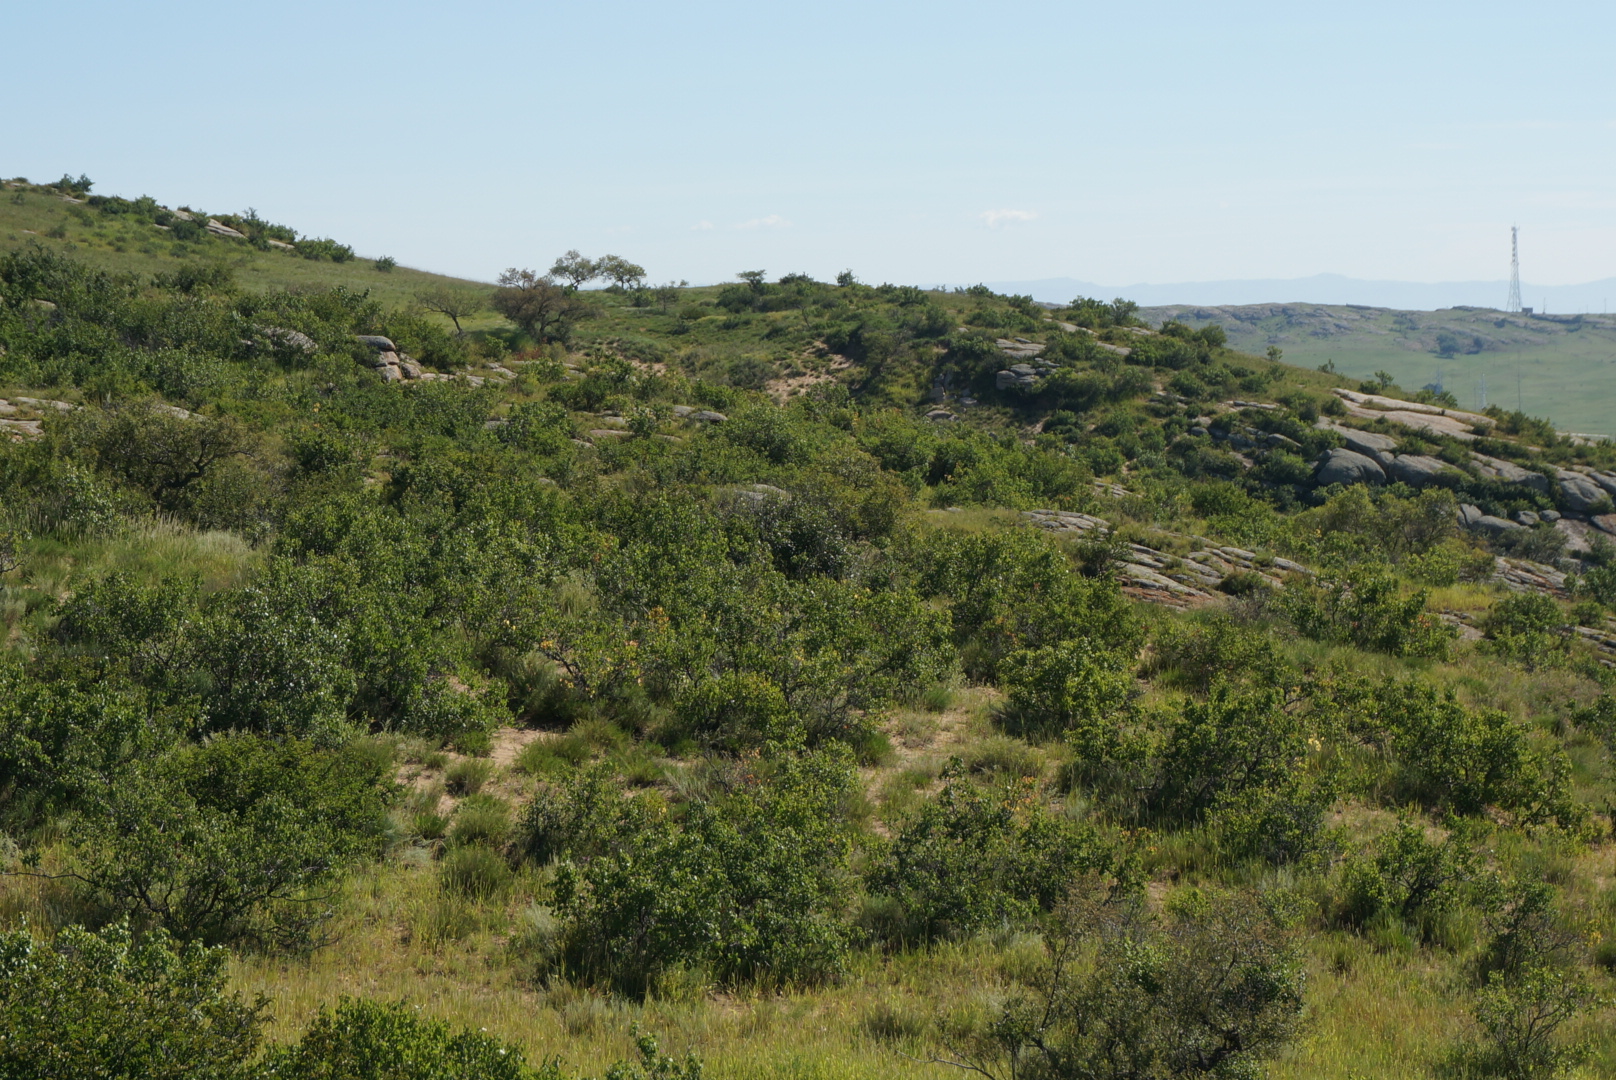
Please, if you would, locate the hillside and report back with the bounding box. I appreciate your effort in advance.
[0,175,485,307]
[3,188,1616,1080]
[1143,301,1616,437]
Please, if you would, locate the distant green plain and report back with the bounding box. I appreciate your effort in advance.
[1148,302,1616,436]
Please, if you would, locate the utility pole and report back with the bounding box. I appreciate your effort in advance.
[1506,226,1522,313]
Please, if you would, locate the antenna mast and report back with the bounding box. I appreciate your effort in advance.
[1506,226,1522,313]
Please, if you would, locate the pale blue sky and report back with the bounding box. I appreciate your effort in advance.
[8,1,1615,289]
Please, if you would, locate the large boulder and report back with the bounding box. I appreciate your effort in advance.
[1315,448,1386,487]
[1556,469,1611,514]
[1469,513,1525,536]
[1385,454,1461,487]
[355,335,398,352]
[1339,428,1398,460]
[1589,471,1616,499]
[1472,453,1551,494]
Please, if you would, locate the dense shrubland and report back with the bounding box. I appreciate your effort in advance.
[0,243,1614,1077]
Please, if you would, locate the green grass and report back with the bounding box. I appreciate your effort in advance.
[0,183,487,308]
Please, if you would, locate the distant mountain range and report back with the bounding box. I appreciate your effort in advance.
[980,274,1616,314]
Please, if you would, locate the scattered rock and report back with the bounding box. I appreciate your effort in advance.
[672,405,695,417]
[1493,557,1570,598]
[1315,448,1386,487]
[925,409,956,422]
[1514,510,1540,526]
[1264,432,1302,450]
[258,326,318,353]
[1594,514,1616,536]
[688,410,728,423]
[1331,388,1495,428]
[14,396,75,412]
[996,370,1037,390]
[0,419,43,441]
[205,219,247,240]
[266,239,296,251]
[996,338,1045,359]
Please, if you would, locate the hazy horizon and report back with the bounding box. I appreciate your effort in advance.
[9,1,1616,291]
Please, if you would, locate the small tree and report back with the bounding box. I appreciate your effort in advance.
[493,268,588,343]
[416,284,486,335]
[595,254,647,290]
[653,280,685,313]
[550,249,597,291]
[738,270,767,293]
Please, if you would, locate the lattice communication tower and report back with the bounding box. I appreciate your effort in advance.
[1506,226,1522,313]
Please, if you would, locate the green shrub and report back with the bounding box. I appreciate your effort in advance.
[867,773,1127,943]
[262,997,554,1080]
[553,749,858,994]
[671,671,792,752]
[1446,966,1594,1080]
[1337,818,1483,941]
[957,884,1305,1080]
[0,922,266,1080]
[905,527,1139,681]
[1145,615,1292,693]
[295,237,354,262]
[61,733,395,948]
[0,660,165,831]
[1326,677,1580,826]
[994,637,1133,743]
[1483,593,1570,669]
[1280,563,1456,658]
